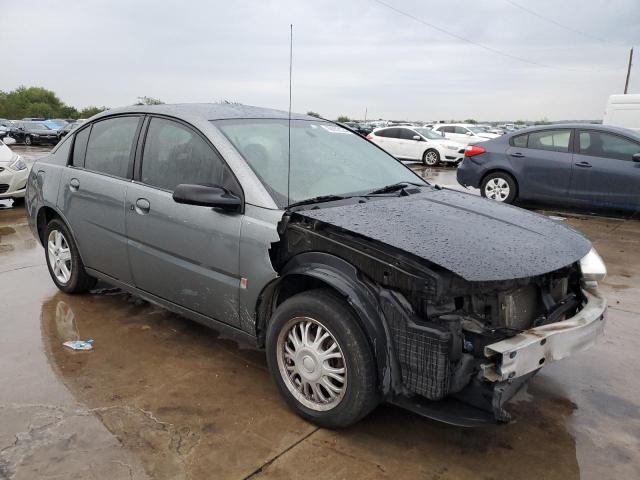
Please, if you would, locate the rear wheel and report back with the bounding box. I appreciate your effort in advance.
[266,289,378,428]
[481,172,517,204]
[422,149,440,166]
[45,219,96,293]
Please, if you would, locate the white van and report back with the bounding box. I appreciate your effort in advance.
[603,94,640,132]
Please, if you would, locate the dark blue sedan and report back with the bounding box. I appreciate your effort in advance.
[457,124,640,212]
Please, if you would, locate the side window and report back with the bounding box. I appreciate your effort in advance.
[399,129,418,140]
[84,116,140,178]
[385,128,402,139]
[511,134,528,148]
[454,126,468,134]
[578,131,640,161]
[47,135,73,166]
[374,129,387,137]
[71,127,91,167]
[527,129,571,153]
[141,117,234,192]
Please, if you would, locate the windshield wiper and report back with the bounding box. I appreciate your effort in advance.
[287,195,349,209]
[366,181,425,195]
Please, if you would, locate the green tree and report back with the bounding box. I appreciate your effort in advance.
[0,85,105,120]
[79,106,107,118]
[136,96,164,105]
[464,118,477,124]
[336,115,350,123]
[306,111,321,118]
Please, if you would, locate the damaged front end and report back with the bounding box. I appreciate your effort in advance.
[271,211,607,426]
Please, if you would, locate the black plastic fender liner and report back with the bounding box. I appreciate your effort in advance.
[270,251,405,395]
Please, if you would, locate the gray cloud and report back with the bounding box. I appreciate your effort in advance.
[1,0,638,120]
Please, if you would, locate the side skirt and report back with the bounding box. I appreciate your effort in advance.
[85,268,258,347]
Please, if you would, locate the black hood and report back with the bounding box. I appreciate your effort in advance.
[298,188,591,282]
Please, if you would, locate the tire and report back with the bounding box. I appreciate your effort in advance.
[266,289,378,428]
[11,197,25,207]
[44,219,97,293]
[422,149,440,166]
[24,135,32,146]
[481,171,517,204]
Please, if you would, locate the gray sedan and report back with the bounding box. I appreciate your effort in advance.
[457,124,640,212]
[25,104,607,428]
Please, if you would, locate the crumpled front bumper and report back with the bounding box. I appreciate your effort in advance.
[482,287,607,382]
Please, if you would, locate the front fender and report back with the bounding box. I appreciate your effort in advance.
[266,251,404,395]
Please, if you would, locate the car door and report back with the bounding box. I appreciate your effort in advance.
[377,128,403,157]
[126,116,243,326]
[505,129,574,203]
[396,128,423,160]
[570,129,640,210]
[57,116,141,283]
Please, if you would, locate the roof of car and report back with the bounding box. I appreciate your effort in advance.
[90,103,320,122]
[507,123,640,140]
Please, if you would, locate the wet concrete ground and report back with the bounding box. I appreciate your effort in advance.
[1,147,639,479]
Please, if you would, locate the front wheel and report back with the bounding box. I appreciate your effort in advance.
[266,289,378,428]
[45,219,97,293]
[481,172,517,204]
[422,149,440,166]
[24,135,32,146]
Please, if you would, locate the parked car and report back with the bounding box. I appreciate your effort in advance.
[431,123,500,146]
[367,126,465,166]
[57,121,80,139]
[26,104,607,428]
[342,122,372,136]
[12,121,59,145]
[457,124,640,211]
[0,142,29,205]
[603,94,640,132]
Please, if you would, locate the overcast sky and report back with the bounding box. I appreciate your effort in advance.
[1,0,638,121]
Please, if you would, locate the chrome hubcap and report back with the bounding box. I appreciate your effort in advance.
[47,230,72,284]
[485,177,510,201]
[277,317,347,411]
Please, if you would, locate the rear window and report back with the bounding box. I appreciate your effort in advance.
[527,129,571,153]
[71,127,91,167]
[84,116,140,178]
[511,134,528,148]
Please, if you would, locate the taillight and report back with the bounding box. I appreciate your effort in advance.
[366,133,373,140]
[465,145,486,157]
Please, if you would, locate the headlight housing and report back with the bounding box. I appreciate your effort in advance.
[9,154,27,171]
[579,247,606,285]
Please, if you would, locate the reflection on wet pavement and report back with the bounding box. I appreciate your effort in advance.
[0,149,639,479]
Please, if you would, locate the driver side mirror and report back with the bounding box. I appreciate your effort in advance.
[412,135,422,141]
[466,132,473,136]
[633,153,640,163]
[173,184,242,212]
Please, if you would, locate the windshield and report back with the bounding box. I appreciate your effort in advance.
[467,127,487,134]
[414,127,445,140]
[215,119,425,207]
[28,122,50,129]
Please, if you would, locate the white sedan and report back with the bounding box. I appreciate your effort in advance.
[0,141,29,205]
[431,123,500,147]
[367,126,465,166]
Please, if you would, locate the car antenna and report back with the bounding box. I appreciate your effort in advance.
[287,23,293,208]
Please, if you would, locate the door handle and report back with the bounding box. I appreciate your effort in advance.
[575,161,592,168]
[134,198,150,215]
[69,178,80,191]
[510,152,524,158]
